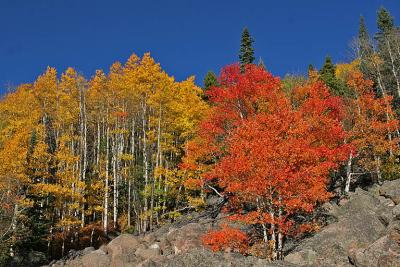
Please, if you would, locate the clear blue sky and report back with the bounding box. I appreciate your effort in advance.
[1,0,400,94]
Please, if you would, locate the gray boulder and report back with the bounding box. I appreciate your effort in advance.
[106,234,140,266]
[80,251,111,267]
[349,230,400,267]
[285,249,317,266]
[285,189,387,266]
[379,179,400,204]
[166,223,207,254]
[161,248,294,267]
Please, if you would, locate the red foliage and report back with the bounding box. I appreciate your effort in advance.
[199,64,284,161]
[202,224,248,253]
[189,64,351,254]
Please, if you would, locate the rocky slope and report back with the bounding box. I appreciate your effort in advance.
[42,180,400,267]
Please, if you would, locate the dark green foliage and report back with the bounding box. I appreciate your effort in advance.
[320,56,335,77]
[203,71,218,91]
[0,240,12,266]
[377,7,395,34]
[358,15,374,57]
[0,198,50,267]
[239,27,255,72]
[358,16,375,80]
[203,71,218,101]
[319,56,351,97]
[375,7,400,110]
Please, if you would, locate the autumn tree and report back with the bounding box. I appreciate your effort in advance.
[189,64,349,260]
[0,52,208,260]
[338,67,399,192]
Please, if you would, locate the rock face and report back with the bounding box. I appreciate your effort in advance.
[379,179,400,204]
[44,180,400,267]
[285,184,400,267]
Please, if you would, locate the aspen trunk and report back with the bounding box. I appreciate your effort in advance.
[128,179,131,228]
[345,153,353,193]
[142,101,149,231]
[269,210,277,261]
[79,82,87,228]
[374,154,383,184]
[150,105,162,230]
[277,198,283,260]
[112,134,118,229]
[96,119,101,166]
[104,121,109,234]
[128,118,135,229]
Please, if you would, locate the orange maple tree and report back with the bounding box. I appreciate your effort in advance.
[345,70,398,186]
[190,64,350,260]
[202,224,248,254]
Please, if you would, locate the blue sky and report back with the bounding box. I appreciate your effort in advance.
[1,0,399,94]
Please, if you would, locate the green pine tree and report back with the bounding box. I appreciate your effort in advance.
[377,7,394,34]
[203,71,218,90]
[375,7,400,110]
[358,16,374,76]
[319,56,351,97]
[203,71,219,101]
[320,56,335,78]
[239,27,255,72]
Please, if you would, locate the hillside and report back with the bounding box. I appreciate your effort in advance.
[2,5,400,267]
[29,179,400,267]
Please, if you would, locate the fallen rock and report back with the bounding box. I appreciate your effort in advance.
[80,251,111,267]
[106,234,140,266]
[392,204,400,220]
[349,230,400,267]
[166,223,207,254]
[379,179,400,204]
[107,233,140,254]
[161,248,294,267]
[285,189,386,266]
[378,196,395,207]
[135,246,161,259]
[285,249,317,265]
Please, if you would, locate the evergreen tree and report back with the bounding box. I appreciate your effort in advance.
[377,7,394,34]
[203,71,218,90]
[203,71,218,101]
[359,15,373,54]
[239,27,255,72]
[319,56,350,97]
[358,16,374,79]
[320,56,336,78]
[375,7,400,109]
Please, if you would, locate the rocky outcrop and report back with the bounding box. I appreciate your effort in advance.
[44,179,400,267]
[379,179,400,204]
[45,220,289,267]
[285,182,400,267]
